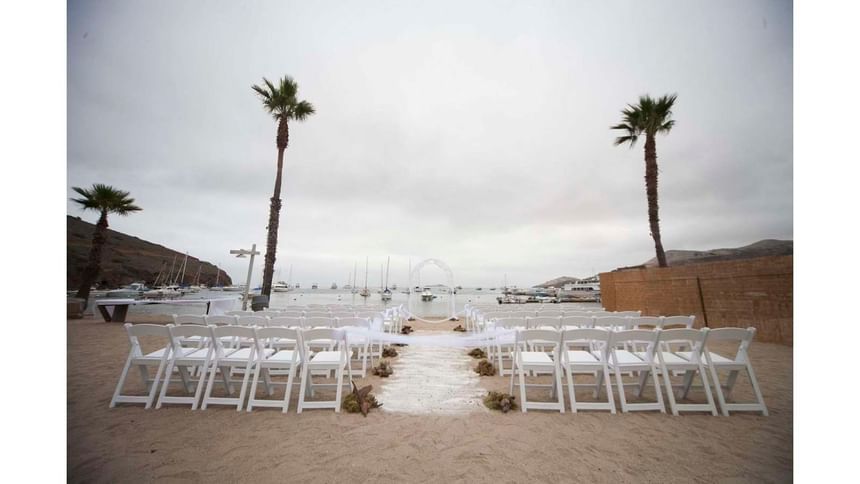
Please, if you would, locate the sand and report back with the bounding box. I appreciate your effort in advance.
[68,314,792,482]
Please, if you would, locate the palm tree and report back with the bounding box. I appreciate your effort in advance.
[611,94,677,268]
[252,76,315,298]
[71,184,142,306]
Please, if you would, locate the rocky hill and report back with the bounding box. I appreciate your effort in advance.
[534,276,581,288]
[639,239,793,267]
[67,215,232,290]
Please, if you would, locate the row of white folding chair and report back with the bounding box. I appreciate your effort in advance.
[505,327,767,416]
[110,324,354,413]
[174,314,373,373]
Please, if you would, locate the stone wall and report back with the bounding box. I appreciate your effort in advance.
[599,255,793,345]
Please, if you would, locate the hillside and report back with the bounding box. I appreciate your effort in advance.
[534,276,581,289]
[640,239,793,267]
[67,215,232,289]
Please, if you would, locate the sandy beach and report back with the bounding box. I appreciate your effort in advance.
[67,314,792,483]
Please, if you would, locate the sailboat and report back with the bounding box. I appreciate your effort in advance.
[359,257,370,297]
[381,256,392,301]
[211,264,223,291]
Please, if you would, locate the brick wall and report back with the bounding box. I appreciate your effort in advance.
[600,255,793,345]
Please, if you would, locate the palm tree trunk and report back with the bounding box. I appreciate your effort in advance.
[261,119,289,297]
[644,134,668,267]
[75,209,109,307]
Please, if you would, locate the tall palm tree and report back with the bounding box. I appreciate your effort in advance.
[71,184,142,306]
[611,94,677,268]
[252,76,315,298]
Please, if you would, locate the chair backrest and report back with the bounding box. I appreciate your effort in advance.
[210,325,257,356]
[279,311,304,318]
[331,311,356,319]
[704,327,755,363]
[634,316,663,329]
[613,311,642,317]
[268,316,303,328]
[663,315,695,329]
[659,328,708,360]
[335,316,370,328]
[172,314,206,325]
[561,328,612,359]
[124,323,172,355]
[593,316,631,330]
[166,324,212,354]
[257,310,283,318]
[563,311,592,317]
[561,315,594,328]
[254,326,301,357]
[526,316,562,329]
[304,316,334,328]
[205,315,237,326]
[495,317,526,329]
[236,315,268,327]
[611,329,660,361]
[515,329,562,355]
[538,310,563,317]
[225,310,254,316]
[305,311,331,319]
[511,311,537,318]
[301,328,345,350]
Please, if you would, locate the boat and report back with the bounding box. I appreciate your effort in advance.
[105,282,148,299]
[272,281,290,292]
[331,283,338,290]
[381,288,392,301]
[222,285,244,292]
[311,283,318,289]
[360,257,370,297]
[380,256,392,301]
[421,287,434,301]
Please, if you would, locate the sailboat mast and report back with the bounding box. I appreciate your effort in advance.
[215,265,220,287]
[385,256,390,289]
[364,257,368,290]
[166,254,177,286]
[178,252,189,285]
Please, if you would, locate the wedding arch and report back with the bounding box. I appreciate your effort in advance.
[407,258,457,321]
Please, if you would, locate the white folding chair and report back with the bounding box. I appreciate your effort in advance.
[561,316,594,330]
[171,314,208,347]
[226,310,255,317]
[155,324,215,409]
[696,327,768,416]
[508,329,564,413]
[110,324,173,409]
[247,327,303,412]
[537,310,563,318]
[201,325,274,410]
[304,316,334,329]
[297,328,352,413]
[526,316,562,330]
[653,328,718,416]
[560,328,616,413]
[336,316,372,376]
[608,329,666,413]
[494,317,527,376]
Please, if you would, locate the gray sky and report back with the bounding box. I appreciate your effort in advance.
[67,0,792,287]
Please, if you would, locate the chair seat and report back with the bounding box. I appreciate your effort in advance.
[309,350,343,364]
[222,347,273,361]
[612,350,645,365]
[520,351,554,366]
[565,350,599,364]
[637,351,689,364]
[265,350,301,364]
[679,351,733,365]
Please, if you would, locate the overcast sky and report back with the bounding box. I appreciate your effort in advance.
[67,0,792,287]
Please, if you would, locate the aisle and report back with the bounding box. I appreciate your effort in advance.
[376,331,487,414]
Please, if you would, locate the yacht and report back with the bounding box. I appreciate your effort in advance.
[331,283,338,290]
[421,287,434,301]
[105,282,148,299]
[272,281,290,292]
[311,283,318,290]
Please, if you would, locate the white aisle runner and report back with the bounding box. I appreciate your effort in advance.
[377,332,487,415]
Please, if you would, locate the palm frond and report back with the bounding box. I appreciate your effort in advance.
[253,75,315,123]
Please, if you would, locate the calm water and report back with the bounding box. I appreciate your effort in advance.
[85,288,512,318]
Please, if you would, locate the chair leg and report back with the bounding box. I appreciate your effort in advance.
[746,363,769,416]
[603,364,616,414]
[661,364,679,416]
[283,365,297,413]
[297,364,310,414]
[698,362,718,416]
[110,354,134,408]
[708,364,730,416]
[145,356,169,409]
[518,363,528,413]
[554,366,565,413]
[236,361,253,411]
[334,366,344,413]
[247,363,262,412]
[565,366,577,414]
[155,358,177,409]
[651,364,666,413]
[614,365,628,413]
[191,362,210,410]
[201,360,220,410]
